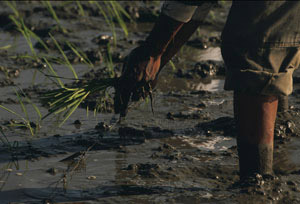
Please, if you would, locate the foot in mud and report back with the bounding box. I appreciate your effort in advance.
[231,173,279,196]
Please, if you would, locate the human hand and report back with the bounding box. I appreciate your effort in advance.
[114,45,161,117]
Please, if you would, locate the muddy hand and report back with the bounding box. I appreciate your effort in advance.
[114,14,185,117]
[114,46,160,117]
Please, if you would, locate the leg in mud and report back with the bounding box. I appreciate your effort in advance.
[276,95,291,125]
[277,95,288,113]
[234,92,278,181]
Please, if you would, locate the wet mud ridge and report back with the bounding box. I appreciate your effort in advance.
[1,1,300,204]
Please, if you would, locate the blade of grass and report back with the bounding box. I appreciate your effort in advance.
[114,2,133,22]
[105,43,115,77]
[59,92,90,127]
[17,86,42,121]
[169,60,177,71]
[66,41,94,68]
[0,104,33,135]
[15,89,29,122]
[76,0,85,17]
[91,1,117,45]
[42,98,76,120]
[108,1,128,37]
[17,86,42,133]
[0,45,12,50]
[9,15,36,57]
[21,19,36,57]
[103,2,118,45]
[43,57,65,88]
[43,1,67,34]
[0,105,27,122]
[27,29,49,51]
[49,33,78,80]
[6,1,19,17]
[59,1,73,7]
[14,89,34,135]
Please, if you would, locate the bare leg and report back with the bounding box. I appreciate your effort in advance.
[234,92,278,180]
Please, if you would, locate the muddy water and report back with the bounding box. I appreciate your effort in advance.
[1,1,300,204]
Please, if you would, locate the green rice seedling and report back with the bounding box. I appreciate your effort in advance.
[17,86,42,132]
[9,16,36,56]
[90,1,132,45]
[66,41,94,68]
[20,19,49,52]
[6,1,19,17]
[49,33,78,80]
[0,103,34,136]
[169,60,177,71]
[41,77,115,127]
[43,57,65,88]
[15,89,35,136]
[112,1,133,22]
[76,0,85,17]
[0,86,42,136]
[59,1,74,7]
[91,1,117,45]
[86,105,89,118]
[42,1,68,34]
[7,2,49,57]
[11,53,63,68]
[104,43,115,77]
[106,1,129,37]
[0,45,12,50]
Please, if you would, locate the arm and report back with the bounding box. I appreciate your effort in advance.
[114,1,214,117]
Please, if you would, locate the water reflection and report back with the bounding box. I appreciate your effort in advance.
[157,77,225,93]
[188,79,224,92]
[186,47,223,62]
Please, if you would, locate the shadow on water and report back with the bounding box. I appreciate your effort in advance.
[0,116,238,203]
[1,184,211,203]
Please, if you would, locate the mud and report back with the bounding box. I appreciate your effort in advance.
[1,1,300,204]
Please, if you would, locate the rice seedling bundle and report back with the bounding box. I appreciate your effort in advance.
[41,77,116,126]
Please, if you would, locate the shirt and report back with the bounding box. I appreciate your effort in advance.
[170,1,300,48]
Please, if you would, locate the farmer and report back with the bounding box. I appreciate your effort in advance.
[114,1,300,181]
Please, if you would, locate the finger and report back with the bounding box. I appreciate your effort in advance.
[114,77,134,117]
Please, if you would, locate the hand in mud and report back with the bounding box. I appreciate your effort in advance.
[114,46,161,117]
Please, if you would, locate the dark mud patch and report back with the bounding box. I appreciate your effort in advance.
[0,79,15,87]
[187,35,221,49]
[176,60,225,79]
[166,110,211,120]
[124,3,160,22]
[197,116,236,137]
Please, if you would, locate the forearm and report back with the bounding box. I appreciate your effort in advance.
[159,2,214,69]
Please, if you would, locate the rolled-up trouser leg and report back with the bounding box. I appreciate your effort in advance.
[234,93,278,180]
[278,95,289,113]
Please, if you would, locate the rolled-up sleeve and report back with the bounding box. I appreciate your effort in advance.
[161,1,198,23]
